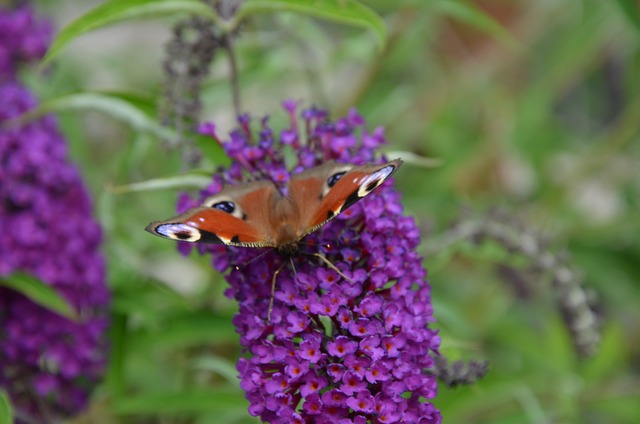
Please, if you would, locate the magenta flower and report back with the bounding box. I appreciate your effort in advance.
[182,103,441,422]
[0,5,109,422]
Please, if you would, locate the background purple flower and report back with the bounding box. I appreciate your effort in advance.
[0,5,51,80]
[183,102,441,423]
[0,5,109,422]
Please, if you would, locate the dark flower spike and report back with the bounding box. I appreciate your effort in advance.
[160,12,221,165]
[432,355,489,388]
[1,6,109,421]
[424,208,601,358]
[161,102,441,422]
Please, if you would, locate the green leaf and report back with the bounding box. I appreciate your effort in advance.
[590,392,640,423]
[582,322,627,383]
[194,133,231,165]
[113,389,247,414]
[0,273,77,321]
[22,92,176,140]
[235,0,386,47]
[109,172,214,194]
[43,0,221,65]
[0,391,13,424]
[614,0,640,35]
[129,311,238,350]
[193,356,240,385]
[434,0,524,52]
[104,313,128,397]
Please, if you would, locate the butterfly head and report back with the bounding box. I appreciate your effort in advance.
[276,241,302,258]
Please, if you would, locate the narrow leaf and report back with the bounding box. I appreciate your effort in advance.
[236,0,386,47]
[0,391,13,424]
[43,0,221,65]
[435,0,524,52]
[113,389,247,414]
[614,0,640,34]
[109,173,213,194]
[129,311,238,350]
[0,273,77,320]
[193,356,240,385]
[23,92,176,141]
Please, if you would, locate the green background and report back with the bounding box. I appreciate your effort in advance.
[8,0,640,423]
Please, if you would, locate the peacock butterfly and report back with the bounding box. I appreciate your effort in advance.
[145,159,403,257]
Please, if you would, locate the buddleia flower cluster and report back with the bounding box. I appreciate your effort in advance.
[0,5,110,422]
[0,5,51,77]
[179,101,441,423]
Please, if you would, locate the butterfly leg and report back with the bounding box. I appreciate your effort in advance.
[289,257,299,283]
[268,261,286,322]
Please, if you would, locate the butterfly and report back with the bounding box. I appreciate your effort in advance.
[145,159,403,257]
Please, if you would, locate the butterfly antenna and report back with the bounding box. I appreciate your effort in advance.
[297,241,318,247]
[233,248,274,271]
[268,261,286,322]
[313,253,354,283]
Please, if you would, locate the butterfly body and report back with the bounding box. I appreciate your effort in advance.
[146,159,403,257]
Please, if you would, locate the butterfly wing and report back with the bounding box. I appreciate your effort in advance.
[145,181,281,247]
[288,159,403,237]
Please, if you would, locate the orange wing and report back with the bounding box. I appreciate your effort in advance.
[288,159,403,238]
[145,181,281,247]
[147,160,402,246]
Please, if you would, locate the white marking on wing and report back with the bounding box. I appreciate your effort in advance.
[357,166,394,197]
[157,223,201,242]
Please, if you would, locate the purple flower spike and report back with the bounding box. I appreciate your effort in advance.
[1,6,109,420]
[0,6,51,78]
[183,101,440,422]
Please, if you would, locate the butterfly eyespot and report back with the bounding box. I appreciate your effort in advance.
[213,201,236,214]
[356,165,395,197]
[327,172,346,188]
[365,180,380,192]
[152,223,201,242]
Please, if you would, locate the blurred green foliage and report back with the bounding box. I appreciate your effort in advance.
[19,0,640,422]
